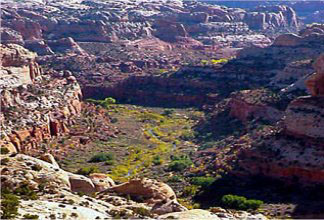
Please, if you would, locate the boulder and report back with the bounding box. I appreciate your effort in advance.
[68,173,96,194]
[40,153,60,168]
[152,199,187,215]
[89,173,115,192]
[158,209,220,220]
[103,178,178,204]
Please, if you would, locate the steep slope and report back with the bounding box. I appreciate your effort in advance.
[0,44,82,154]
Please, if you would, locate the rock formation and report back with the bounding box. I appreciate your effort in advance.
[0,44,82,153]
[0,0,299,54]
[285,54,324,139]
[1,153,265,219]
[305,54,324,97]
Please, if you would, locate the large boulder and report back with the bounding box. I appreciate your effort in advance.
[158,209,220,220]
[106,178,177,204]
[89,173,115,192]
[68,173,97,194]
[0,154,71,191]
[40,153,60,168]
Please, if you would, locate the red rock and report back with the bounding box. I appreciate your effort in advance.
[89,173,115,192]
[306,54,324,96]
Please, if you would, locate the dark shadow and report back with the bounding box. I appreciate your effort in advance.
[194,173,324,219]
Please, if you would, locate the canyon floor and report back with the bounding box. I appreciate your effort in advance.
[50,102,323,219]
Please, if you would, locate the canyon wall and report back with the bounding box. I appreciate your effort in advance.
[0,44,82,153]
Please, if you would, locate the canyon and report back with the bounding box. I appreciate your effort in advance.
[1,0,324,219]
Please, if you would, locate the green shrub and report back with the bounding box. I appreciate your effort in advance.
[152,155,162,165]
[77,166,100,176]
[183,185,199,197]
[0,147,10,154]
[110,118,118,123]
[180,131,195,141]
[89,152,114,163]
[168,155,192,172]
[14,183,38,200]
[221,194,263,210]
[191,177,216,188]
[23,214,39,219]
[168,175,182,183]
[1,193,20,219]
[31,164,43,171]
[241,199,264,210]
[86,97,116,108]
[0,157,10,165]
[132,207,152,217]
[104,160,114,165]
[162,109,174,117]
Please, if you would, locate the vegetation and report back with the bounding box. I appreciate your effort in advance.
[191,176,216,189]
[86,97,116,108]
[31,164,43,171]
[168,175,182,183]
[183,185,199,197]
[152,155,162,165]
[221,194,263,210]
[132,207,152,217]
[77,166,100,175]
[89,152,114,163]
[1,193,20,219]
[0,157,10,165]
[168,155,192,172]
[23,214,39,219]
[0,147,10,154]
[14,183,39,200]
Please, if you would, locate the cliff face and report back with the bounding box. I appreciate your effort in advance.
[0,44,82,153]
[284,54,324,139]
[237,54,324,185]
[0,44,41,86]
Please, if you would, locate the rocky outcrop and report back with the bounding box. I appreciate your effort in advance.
[0,153,205,218]
[272,33,302,47]
[284,54,324,139]
[305,54,324,97]
[105,178,177,203]
[159,209,267,220]
[244,5,298,31]
[89,173,115,192]
[154,19,188,42]
[47,37,87,55]
[0,0,299,53]
[101,178,187,214]
[284,96,324,139]
[0,44,82,153]
[228,89,283,123]
[68,173,97,194]
[0,44,41,86]
[233,54,324,185]
[40,153,60,168]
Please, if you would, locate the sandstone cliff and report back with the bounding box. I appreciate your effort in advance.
[0,44,82,154]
